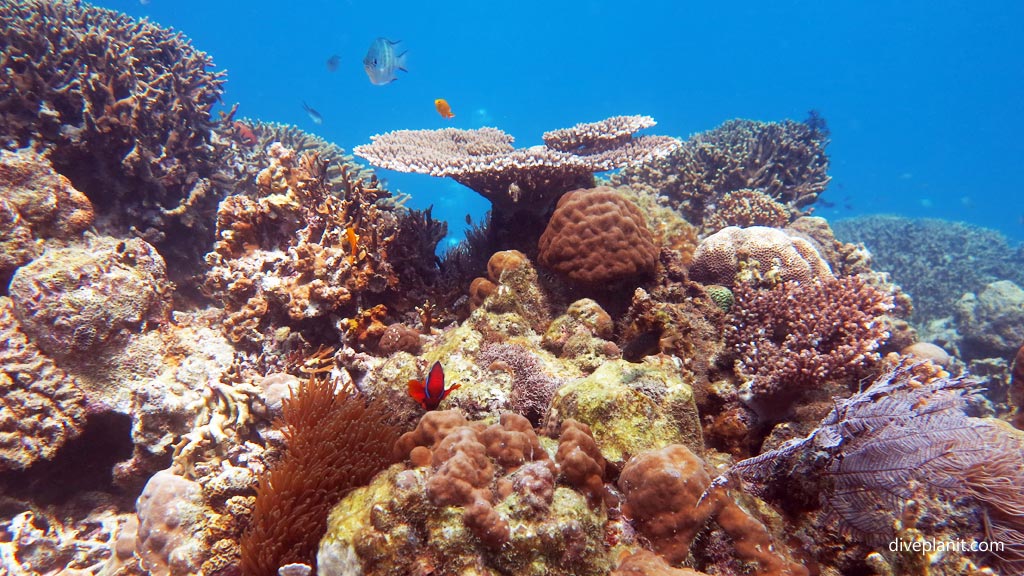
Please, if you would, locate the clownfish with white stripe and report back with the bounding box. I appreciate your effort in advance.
[407,361,459,410]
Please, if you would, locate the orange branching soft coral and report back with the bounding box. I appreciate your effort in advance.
[239,375,401,576]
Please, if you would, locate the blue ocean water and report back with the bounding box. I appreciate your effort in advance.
[95,0,1024,248]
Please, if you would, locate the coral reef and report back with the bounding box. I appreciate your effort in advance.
[1,0,230,267]
[135,469,207,576]
[712,362,1024,574]
[547,358,703,468]
[537,186,658,290]
[726,276,893,415]
[689,226,833,288]
[953,279,1024,361]
[619,444,806,574]
[354,116,679,216]
[8,236,172,362]
[832,216,1024,323]
[205,142,444,351]
[0,148,94,284]
[478,342,565,424]
[319,410,611,576]
[240,374,401,576]
[701,188,792,233]
[612,115,830,232]
[0,297,87,471]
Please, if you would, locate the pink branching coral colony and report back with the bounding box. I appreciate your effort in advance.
[2,2,1024,576]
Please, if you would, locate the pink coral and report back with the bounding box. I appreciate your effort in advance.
[726,276,893,411]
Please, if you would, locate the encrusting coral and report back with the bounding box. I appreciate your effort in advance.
[0,297,88,471]
[240,374,401,576]
[1,0,230,267]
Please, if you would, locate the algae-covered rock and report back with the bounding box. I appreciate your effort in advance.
[547,357,703,466]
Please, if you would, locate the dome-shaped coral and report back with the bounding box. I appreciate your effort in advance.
[690,226,832,287]
[538,187,657,288]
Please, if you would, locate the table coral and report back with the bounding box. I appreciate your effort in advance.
[538,186,658,290]
[320,410,611,576]
[726,276,893,414]
[8,236,172,361]
[690,226,833,288]
[1,0,229,266]
[354,116,679,216]
[0,297,87,471]
[612,116,829,230]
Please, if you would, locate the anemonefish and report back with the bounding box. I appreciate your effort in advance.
[408,361,459,410]
[434,99,455,119]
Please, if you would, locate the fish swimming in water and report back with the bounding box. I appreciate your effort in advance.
[302,102,323,125]
[434,98,455,119]
[407,361,459,410]
[326,54,341,72]
[363,38,408,85]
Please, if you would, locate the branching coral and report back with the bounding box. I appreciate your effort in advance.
[709,362,1024,574]
[240,374,401,576]
[612,116,830,231]
[537,186,658,289]
[1,0,229,265]
[354,116,679,215]
[726,276,893,413]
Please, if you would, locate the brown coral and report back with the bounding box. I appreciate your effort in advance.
[0,297,88,471]
[612,116,830,229]
[354,116,679,214]
[726,276,893,413]
[702,188,791,233]
[690,226,833,288]
[554,420,607,507]
[538,186,657,289]
[240,375,402,576]
[1,0,229,266]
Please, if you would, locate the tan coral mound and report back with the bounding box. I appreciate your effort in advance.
[690,225,833,287]
[538,187,657,288]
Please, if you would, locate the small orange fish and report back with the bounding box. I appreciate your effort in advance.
[434,98,455,119]
[232,121,257,146]
[408,361,459,410]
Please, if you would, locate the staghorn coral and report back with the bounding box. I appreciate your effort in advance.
[0,296,88,471]
[205,143,444,351]
[354,116,679,215]
[726,276,893,414]
[831,215,1024,323]
[240,374,401,576]
[0,148,94,283]
[320,410,610,576]
[618,444,806,575]
[710,363,1024,574]
[8,236,172,362]
[690,225,833,288]
[1,0,229,267]
[612,116,830,230]
[537,186,658,290]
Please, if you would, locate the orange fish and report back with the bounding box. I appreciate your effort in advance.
[434,98,455,119]
[408,361,459,410]
[232,121,257,146]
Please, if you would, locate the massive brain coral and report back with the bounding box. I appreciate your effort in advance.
[538,187,658,288]
[689,225,833,287]
[1,0,228,266]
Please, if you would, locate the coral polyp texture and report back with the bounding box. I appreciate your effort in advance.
[1,0,229,265]
[713,363,1024,574]
[689,225,834,288]
[726,276,893,413]
[538,186,658,289]
[0,148,94,282]
[8,236,172,361]
[0,297,87,471]
[353,115,680,214]
[612,116,830,232]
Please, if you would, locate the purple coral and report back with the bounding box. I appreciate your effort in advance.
[478,343,564,424]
